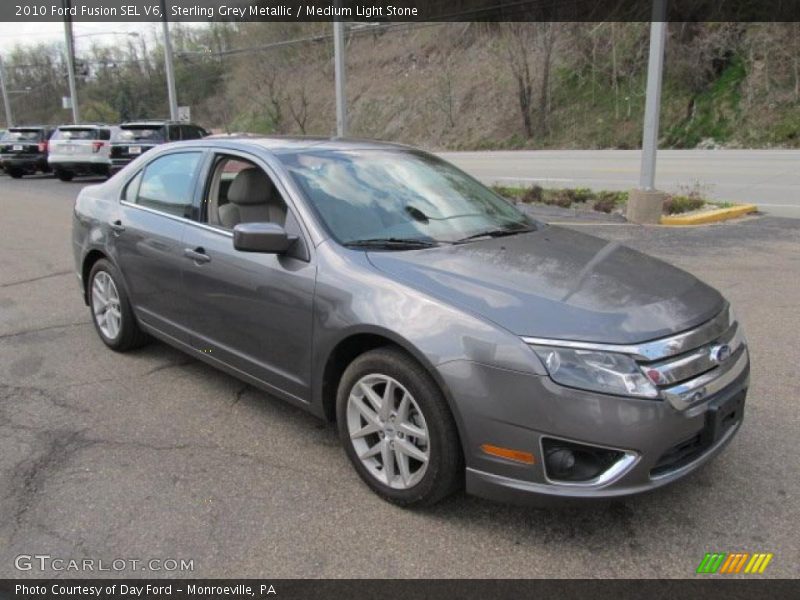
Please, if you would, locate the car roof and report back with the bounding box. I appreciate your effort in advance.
[120,120,200,127]
[57,123,112,129]
[187,135,414,155]
[9,125,51,130]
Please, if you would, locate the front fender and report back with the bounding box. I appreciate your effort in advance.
[309,243,545,417]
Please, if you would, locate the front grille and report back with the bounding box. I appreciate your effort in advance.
[636,309,748,411]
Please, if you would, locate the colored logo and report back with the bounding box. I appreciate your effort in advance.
[710,343,732,364]
[696,552,773,574]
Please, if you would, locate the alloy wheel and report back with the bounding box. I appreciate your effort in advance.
[91,271,122,340]
[346,374,430,490]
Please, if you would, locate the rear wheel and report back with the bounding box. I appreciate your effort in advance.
[56,170,74,182]
[88,259,149,351]
[8,169,22,179]
[336,347,463,507]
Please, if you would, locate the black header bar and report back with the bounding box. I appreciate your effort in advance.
[1,579,798,600]
[3,0,800,23]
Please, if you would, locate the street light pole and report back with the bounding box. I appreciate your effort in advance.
[626,0,669,224]
[639,0,668,190]
[161,0,179,121]
[63,0,80,124]
[0,55,13,127]
[333,19,347,137]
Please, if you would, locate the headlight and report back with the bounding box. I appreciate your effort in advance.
[530,345,659,398]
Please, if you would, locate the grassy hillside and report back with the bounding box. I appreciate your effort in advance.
[222,23,800,149]
[3,22,799,149]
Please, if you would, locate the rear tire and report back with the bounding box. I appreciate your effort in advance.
[88,259,149,352]
[336,347,463,507]
[56,170,74,182]
[8,169,22,179]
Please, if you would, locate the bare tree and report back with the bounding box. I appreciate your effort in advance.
[430,55,457,129]
[288,85,309,134]
[498,23,559,139]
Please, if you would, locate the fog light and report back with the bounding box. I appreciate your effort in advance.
[542,438,625,483]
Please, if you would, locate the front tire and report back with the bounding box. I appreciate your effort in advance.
[336,347,463,507]
[8,169,22,179]
[88,259,149,351]
[56,169,74,182]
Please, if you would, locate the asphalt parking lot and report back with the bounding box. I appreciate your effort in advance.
[1,174,798,578]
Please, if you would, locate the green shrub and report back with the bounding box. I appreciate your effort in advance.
[571,188,594,203]
[522,185,544,203]
[491,185,524,200]
[542,189,575,208]
[593,191,628,213]
[663,194,705,215]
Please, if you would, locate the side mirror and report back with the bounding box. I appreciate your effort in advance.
[233,222,297,254]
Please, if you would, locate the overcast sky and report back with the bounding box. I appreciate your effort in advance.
[0,21,196,54]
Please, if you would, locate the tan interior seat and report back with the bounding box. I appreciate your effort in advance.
[218,168,286,228]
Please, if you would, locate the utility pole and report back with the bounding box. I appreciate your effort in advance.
[63,0,80,124]
[639,0,668,190]
[0,55,12,127]
[333,19,347,137]
[161,0,179,121]
[627,0,668,224]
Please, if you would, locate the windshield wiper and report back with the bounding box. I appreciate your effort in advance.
[343,237,439,249]
[455,225,535,243]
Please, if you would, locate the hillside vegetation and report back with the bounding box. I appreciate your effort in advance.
[3,22,799,149]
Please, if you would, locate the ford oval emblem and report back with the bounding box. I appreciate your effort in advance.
[710,344,732,364]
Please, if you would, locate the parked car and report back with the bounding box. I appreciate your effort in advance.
[48,124,117,181]
[110,120,207,170]
[0,126,55,178]
[72,137,749,507]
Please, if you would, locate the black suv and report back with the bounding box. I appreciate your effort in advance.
[0,126,56,178]
[110,121,208,170]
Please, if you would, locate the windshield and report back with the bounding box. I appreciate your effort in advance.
[2,129,41,142]
[116,126,165,142]
[279,149,534,245]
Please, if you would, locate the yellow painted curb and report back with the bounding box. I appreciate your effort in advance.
[660,204,758,226]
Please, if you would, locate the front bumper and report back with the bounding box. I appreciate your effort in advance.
[438,352,748,504]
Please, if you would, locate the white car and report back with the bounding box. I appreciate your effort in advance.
[48,124,117,181]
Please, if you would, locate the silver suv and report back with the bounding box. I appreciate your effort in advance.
[48,124,117,181]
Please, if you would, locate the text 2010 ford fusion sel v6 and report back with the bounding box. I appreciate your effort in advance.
[72,137,749,506]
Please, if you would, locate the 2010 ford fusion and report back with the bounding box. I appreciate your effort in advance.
[72,137,749,506]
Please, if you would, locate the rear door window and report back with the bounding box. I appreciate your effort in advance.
[182,126,205,140]
[3,129,42,142]
[52,128,99,141]
[116,126,166,143]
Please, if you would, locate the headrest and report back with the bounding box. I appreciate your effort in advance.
[228,168,273,206]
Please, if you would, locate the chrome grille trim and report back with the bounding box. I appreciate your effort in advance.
[644,322,743,386]
[522,305,732,362]
[661,346,749,411]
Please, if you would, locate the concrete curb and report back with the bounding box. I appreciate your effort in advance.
[660,204,758,226]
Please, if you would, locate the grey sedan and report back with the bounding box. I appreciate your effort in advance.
[72,137,749,506]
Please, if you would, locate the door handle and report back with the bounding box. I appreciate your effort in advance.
[184,247,211,264]
[109,220,125,234]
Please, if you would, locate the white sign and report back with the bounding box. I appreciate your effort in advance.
[62,96,72,110]
[177,106,191,123]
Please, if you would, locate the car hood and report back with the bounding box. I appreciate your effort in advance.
[366,226,725,344]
